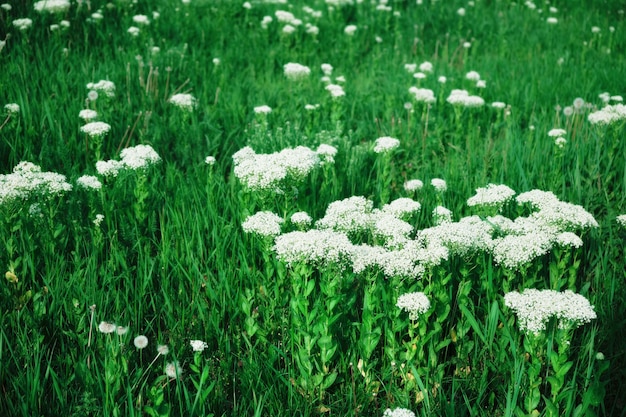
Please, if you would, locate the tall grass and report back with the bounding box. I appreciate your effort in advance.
[1,0,625,416]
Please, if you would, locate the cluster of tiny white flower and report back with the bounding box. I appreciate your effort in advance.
[290,211,313,227]
[76,175,102,190]
[466,183,516,210]
[273,229,354,267]
[87,80,116,98]
[169,93,197,111]
[316,196,374,235]
[242,211,284,237]
[233,146,320,192]
[120,144,162,170]
[404,179,423,192]
[373,136,400,153]
[284,62,311,80]
[34,0,70,13]
[382,407,416,417]
[0,161,72,205]
[446,89,485,107]
[408,87,435,104]
[504,289,597,335]
[80,121,111,138]
[587,103,626,125]
[396,292,430,320]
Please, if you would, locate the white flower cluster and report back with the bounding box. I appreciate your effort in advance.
[431,178,447,192]
[404,179,423,192]
[284,62,311,80]
[169,93,197,111]
[316,196,374,234]
[96,160,124,177]
[1,161,72,205]
[13,18,33,31]
[80,121,111,138]
[617,214,626,228]
[254,105,272,114]
[373,136,400,153]
[96,145,161,177]
[190,339,208,352]
[290,211,312,227]
[242,211,284,237]
[325,83,345,99]
[382,198,421,219]
[418,215,493,257]
[273,229,353,267]
[504,289,597,334]
[432,205,453,224]
[76,175,102,190]
[316,144,338,164]
[34,0,70,13]
[120,144,162,170]
[396,292,430,320]
[382,407,416,417]
[467,183,516,210]
[372,213,413,249]
[79,109,98,121]
[491,232,554,269]
[5,103,20,114]
[233,146,320,192]
[87,80,116,98]
[446,89,485,107]
[408,87,436,104]
[587,104,626,125]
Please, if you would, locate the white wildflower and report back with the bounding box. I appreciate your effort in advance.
[190,339,208,352]
[396,292,430,320]
[242,211,284,237]
[431,178,447,192]
[404,179,423,192]
[169,93,197,111]
[77,175,102,190]
[120,144,161,170]
[504,289,596,335]
[86,80,116,98]
[273,229,354,267]
[466,184,516,210]
[373,136,400,153]
[284,62,311,80]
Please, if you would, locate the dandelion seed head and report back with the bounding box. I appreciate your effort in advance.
[98,321,116,334]
[134,335,149,349]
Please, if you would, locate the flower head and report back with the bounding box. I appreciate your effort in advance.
[404,179,423,192]
[80,121,111,138]
[77,175,102,190]
[190,339,208,352]
[165,361,183,379]
[79,109,98,121]
[169,93,197,111]
[373,136,400,153]
[98,321,116,334]
[396,292,430,320]
[134,335,149,349]
[504,289,596,334]
[34,0,70,13]
[120,144,161,170]
[86,80,116,98]
[283,62,311,80]
[431,178,447,192]
[242,211,284,237]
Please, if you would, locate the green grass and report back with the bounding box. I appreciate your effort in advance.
[1,0,626,416]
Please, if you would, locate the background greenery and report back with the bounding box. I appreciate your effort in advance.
[0,0,625,416]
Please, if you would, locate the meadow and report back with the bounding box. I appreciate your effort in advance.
[1,0,625,416]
